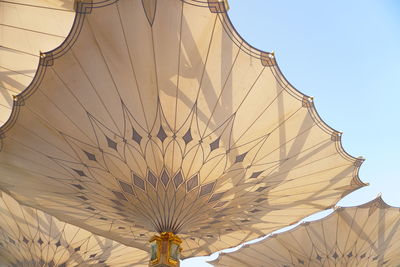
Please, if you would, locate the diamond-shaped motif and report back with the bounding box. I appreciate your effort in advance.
[112,191,128,201]
[22,237,29,244]
[55,240,61,247]
[250,209,261,213]
[183,129,193,144]
[147,171,157,188]
[256,186,268,192]
[199,182,215,197]
[214,201,228,208]
[72,184,84,190]
[210,137,220,151]
[255,198,267,203]
[316,254,322,261]
[235,152,248,163]
[37,238,43,245]
[347,252,353,258]
[332,252,338,259]
[72,169,86,177]
[106,136,118,150]
[209,192,224,203]
[74,246,81,252]
[83,150,96,161]
[133,173,145,191]
[173,171,184,188]
[8,237,15,245]
[186,174,199,192]
[298,259,304,264]
[132,128,142,144]
[250,171,263,178]
[89,254,97,259]
[78,195,88,201]
[360,253,366,259]
[157,126,167,142]
[119,180,134,195]
[161,170,170,187]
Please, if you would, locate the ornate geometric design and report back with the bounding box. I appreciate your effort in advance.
[157,126,168,142]
[119,180,135,195]
[132,128,143,144]
[199,182,215,197]
[0,0,366,259]
[0,191,148,267]
[186,175,199,192]
[173,171,184,189]
[161,170,170,187]
[209,136,220,151]
[133,173,146,191]
[106,136,118,150]
[183,129,193,144]
[211,197,400,267]
[148,171,158,188]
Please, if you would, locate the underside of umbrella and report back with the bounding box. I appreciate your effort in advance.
[0,0,366,265]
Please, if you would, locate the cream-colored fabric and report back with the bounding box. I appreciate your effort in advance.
[0,0,75,125]
[0,191,148,267]
[211,197,400,267]
[0,0,366,258]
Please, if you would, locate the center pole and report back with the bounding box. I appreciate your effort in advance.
[149,232,182,267]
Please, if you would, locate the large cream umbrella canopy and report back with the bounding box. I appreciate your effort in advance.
[211,197,400,267]
[0,191,148,267]
[0,0,75,125]
[0,0,366,259]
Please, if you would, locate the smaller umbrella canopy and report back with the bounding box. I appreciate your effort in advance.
[210,196,400,267]
[0,190,148,267]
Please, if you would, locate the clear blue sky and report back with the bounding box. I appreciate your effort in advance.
[182,0,400,266]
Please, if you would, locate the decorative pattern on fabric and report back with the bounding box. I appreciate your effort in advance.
[0,191,148,267]
[0,0,366,259]
[211,197,400,267]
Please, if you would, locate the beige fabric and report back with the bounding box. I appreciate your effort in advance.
[0,191,148,267]
[211,197,400,267]
[0,0,75,125]
[0,0,366,258]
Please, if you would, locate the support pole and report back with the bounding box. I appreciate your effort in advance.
[149,232,182,267]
